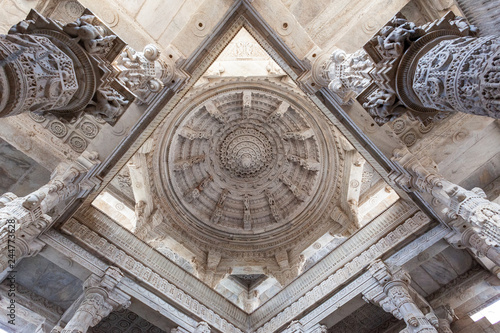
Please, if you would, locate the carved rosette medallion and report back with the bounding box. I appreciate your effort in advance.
[218,127,274,178]
[152,81,341,254]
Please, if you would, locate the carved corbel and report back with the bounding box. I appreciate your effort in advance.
[282,320,305,333]
[113,43,174,104]
[434,305,456,333]
[194,321,211,333]
[195,251,227,288]
[266,252,305,287]
[296,48,333,95]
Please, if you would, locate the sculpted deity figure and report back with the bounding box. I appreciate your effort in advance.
[377,17,424,57]
[63,15,116,54]
[84,89,128,123]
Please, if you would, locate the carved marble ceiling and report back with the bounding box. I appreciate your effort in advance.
[154,80,341,254]
[91,25,398,311]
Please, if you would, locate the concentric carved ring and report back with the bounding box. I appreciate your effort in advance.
[152,81,340,253]
[219,127,273,178]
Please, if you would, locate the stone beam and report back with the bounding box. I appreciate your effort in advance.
[254,209,430,332]
[39,229,199,332]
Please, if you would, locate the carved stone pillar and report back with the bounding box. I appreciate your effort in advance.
[411,35,500,118]
[0,10,170,122]
[447,227,500,267]
[455,0,500,36]
[363,261,438,333]
[61,267,130,333]
[0,33,79,118]
[434,305,456,333]
[355,12,500,124]
[265,253,305,287]
[390,148,500,248]
[0,151,100,276]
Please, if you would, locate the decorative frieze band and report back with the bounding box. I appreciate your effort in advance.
[251,200,416,327]
[61,219,245,333]
[254,211,431,333]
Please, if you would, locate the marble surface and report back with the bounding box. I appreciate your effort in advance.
[0,138,50,196]
[15,255,83,310]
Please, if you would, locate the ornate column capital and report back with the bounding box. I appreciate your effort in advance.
[355,11,500,124]
[61,267,130,333]
[326,48,373,105]
[363,261,438,333]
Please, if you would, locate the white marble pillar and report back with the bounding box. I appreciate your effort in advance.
[61,267,130,333]
[0,151,100,278]
[391,149,500,249]
[363,261,438,333]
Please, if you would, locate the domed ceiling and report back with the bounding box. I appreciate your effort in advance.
[91,27,398,311]
[151,80,344,255]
